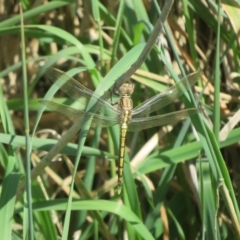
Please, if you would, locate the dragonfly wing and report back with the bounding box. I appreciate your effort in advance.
[46,68,120,114]
[128,108,199,131]
[40,100,120,128]
[132,71,201,117]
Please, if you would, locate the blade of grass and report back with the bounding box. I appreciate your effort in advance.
[0,133,116,159]
[182,0,199,67]
[20,4,34,239]
[91,0,105,72]
[213,1,221,142]
[110,0,125,68]
[72,127,102,231]
[0,173,21,240]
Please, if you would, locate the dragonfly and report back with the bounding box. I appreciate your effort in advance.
[40,68,201,194]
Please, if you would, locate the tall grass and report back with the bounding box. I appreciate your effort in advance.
[0,0,240,239]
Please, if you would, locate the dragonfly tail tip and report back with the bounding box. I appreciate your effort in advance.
[117,187,122,195]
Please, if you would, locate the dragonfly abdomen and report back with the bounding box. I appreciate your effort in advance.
[117,109,132,194]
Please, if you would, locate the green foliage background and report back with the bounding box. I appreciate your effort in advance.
[0,0,240,239]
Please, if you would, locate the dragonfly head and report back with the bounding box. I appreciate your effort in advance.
[119,82,135,96]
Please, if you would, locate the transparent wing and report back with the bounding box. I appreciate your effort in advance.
[132,71,201,117]
[128,108,199,131]
[40,100,120,128]
[46,68,120,114]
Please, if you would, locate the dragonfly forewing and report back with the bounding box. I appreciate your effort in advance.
[46,68,119,114]
[132,71,201,117]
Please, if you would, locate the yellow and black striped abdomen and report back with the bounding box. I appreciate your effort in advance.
[117,110,131,194]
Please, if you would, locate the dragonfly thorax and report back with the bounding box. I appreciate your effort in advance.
[118,82,134,124]
[118,82,134,112]
[119,96,133,112]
